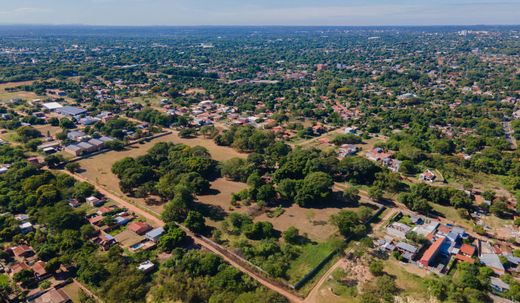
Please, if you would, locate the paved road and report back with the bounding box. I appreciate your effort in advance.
[58,169,304,303]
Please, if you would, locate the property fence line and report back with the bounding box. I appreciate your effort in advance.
[292,206,387,290]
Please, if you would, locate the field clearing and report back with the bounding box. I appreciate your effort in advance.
[114,229,145,248]
[33,124,63,138]
[255,202,346,242]
[61,282,82,303]
[430,203,473,230]
[0,81,39,102]
[197,178,248,213]
[384,258,431,301]
[286,237,343,284]
[170,131,247,161]
[78,133,245,215]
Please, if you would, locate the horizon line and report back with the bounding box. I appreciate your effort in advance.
[1,23,520,28]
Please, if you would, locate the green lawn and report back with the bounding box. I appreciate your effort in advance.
[286,237,344,283]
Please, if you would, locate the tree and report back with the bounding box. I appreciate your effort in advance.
[368,186,384,202]
[158,227,187,252]
[221,158,252,182]
[369,260,384,276]
[490,200,509,218]
[13,269,34,286]
[283,227,300,244]
[294,172,333,207]
[343,187,360,205]
[184,211,206,233]
[16,126,41,143]
[256,184,276,204]
[244,221,274,240]
[162,187,193,223]
[330,210,365,238]
[65,162,80,173]
[44,154,65,168]
[105,139,125,151]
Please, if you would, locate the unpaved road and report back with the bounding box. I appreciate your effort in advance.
[58,169,303,303]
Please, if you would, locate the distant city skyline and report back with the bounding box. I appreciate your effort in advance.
[0,0,519,26]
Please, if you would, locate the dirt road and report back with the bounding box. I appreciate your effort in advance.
[58,169,303,303]
[304,257,346,303]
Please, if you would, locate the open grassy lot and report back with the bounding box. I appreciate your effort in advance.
[255,203,342,242]
[78,133,246,215]
[197,178,248,213]
[33,124,63,138]
[61,282,82,303]
[114,229,145,248]
[383,258,432,301]
[0,81,39,102]
[286,237,343,284]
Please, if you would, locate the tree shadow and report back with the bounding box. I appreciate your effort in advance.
[196,202,227,221]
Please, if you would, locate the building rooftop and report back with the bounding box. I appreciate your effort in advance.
[57,106,87,116]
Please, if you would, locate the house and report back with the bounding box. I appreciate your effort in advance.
[11,245,35,259]
[77,142,96,153]
[86,196,103,207]
[19,222,34,234]
[42,102,63,111]
[57,106,87,117]
[31,260,49,280]
[459,244,476,257]
[386,222,412,239]
[87,138,104,151]
[92,232,116,251]
[64,145,83,156]
[98,136,114,143]
[37,142,61,152]
[480,253,505,275]
[115,216,131,226]
[145,227,164,242]
[419,169,436,182]
[137,260,155,273]
[128,221,153,235]
[31,288,72,303]
[67,130,86,141]
[419,237,445,268]
[395,242,419,261]
[490,277,510,293]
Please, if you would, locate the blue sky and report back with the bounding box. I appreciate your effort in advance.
[0,0,519,26]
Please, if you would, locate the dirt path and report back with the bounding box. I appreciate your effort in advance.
[304,257,346,303]
[57,169,303,303]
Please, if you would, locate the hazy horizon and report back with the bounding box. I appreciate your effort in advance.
[1,0,519,26]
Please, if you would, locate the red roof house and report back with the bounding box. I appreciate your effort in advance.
[128,221,153,235]
[419,237,446,268]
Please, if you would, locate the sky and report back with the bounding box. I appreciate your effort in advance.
[0,0,519,26]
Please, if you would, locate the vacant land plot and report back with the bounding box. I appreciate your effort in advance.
[61,282,82,303]
[114,229,145,248]
[384,258,432,301]
[255,203,341,242]
[34,124,63,138]
[170,131,247,161]
[197,178,248,212]
[78,133,245,214]
[286,237,343,284]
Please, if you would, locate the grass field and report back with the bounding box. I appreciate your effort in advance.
[61,282,82,303]
[383,258,432,301]
[286,237,344,284]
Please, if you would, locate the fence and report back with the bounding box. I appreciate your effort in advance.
[292,206,387,290]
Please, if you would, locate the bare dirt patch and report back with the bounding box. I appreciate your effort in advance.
[255,203,340,242]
